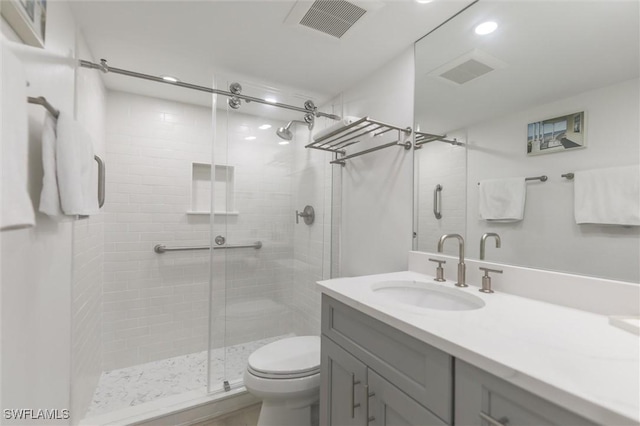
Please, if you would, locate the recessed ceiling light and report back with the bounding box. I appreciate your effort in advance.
[278,141,289,145]
[475,21,498,35]
[259,124,272,130]
[265,97,278,104]
[415,0,433,3]
[161,75,179,83]
[245,136,257,141]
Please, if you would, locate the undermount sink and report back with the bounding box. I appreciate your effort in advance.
[371,280,485,311]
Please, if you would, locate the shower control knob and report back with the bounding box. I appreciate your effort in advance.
[214,235,226,246]
[295,205,315,225]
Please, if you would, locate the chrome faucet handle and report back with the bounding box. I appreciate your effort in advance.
[479,267,503,294]
[428,258,446,282]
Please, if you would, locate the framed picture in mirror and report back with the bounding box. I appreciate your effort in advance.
[527,111,586,156]
[0,0,46,47]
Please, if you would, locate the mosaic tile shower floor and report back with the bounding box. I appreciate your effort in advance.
[87,335,291,417]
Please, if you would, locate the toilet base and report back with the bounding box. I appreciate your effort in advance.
[257,400,312,426]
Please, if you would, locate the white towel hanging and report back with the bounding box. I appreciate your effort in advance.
[56,113,99,216]
[1,42,35,231]
[574,165,640,226]
[478,177,527,222]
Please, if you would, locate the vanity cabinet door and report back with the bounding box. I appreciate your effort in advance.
[455,360,597,426]
[368,369,446,426]
[321,336,368,426]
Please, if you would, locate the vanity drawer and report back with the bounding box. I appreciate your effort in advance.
[455,360,598,426]
[321,295,453,424]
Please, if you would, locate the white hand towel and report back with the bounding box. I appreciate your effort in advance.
[56,113,99,216]
[574,165,640,226]
[313,116,363,141]
[38,114,66,218]
[479,177,527,222]
[0,43,35,231]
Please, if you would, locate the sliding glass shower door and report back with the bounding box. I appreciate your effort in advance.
[208,80,331,393]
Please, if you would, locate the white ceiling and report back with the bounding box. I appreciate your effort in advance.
[414,0,640,134]
[70,0,475,113]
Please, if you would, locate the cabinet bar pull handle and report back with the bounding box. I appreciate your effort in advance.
[479,412,509,426]
[351,374,360,418]
[433,184,443,219]
[365,385,374,424]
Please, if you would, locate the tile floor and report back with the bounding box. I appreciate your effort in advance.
[87,335,290,417]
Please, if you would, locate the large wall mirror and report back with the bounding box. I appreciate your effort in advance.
[414,1,639,282]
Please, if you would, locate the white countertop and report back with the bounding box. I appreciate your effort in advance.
[317,270,640,425]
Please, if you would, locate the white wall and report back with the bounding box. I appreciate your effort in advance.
[332,47,415,277]
[1,2,105,424]
[466,78,640,283]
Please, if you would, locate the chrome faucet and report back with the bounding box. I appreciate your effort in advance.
[480,233,501,260]
[437,234,467,287]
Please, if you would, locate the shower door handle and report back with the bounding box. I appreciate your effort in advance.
[95,155,106,208]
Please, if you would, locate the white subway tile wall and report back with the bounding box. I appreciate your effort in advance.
[72,216,104,418]
[289,127,333,337]
[103,91,330,377]
[103,92,214,370]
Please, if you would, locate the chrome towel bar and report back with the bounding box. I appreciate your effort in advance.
[477,175,547,185]
[154,241,263,254]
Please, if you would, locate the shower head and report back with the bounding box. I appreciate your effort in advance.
[276,119,311,141]
[276,122,294,141]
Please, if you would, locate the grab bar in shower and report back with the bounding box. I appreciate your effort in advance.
[154,241,263,254]
[433,184,443,219]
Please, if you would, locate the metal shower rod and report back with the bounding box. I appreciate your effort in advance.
[78,59,340,120]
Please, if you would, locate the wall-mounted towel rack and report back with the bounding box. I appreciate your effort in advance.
[154,241,263,253]
[28,96,60,119]
[477,175,548,185]
[561,173,575,180]
[27,95,106,208]
[414,131,464,148]
[305,117,412,165]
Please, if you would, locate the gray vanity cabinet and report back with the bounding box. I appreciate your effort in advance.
[368,369,446,426]
[321,295,602,426]
[321,336,445,426]
[454,361,597,426]
[321,336,368,426]
[321,295,453,426]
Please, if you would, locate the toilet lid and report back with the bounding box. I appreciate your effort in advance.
[247,336,320,379]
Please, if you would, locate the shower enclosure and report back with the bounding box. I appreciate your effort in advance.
[73,71,333,423]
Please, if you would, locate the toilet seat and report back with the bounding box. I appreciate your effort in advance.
[247,336,320,380]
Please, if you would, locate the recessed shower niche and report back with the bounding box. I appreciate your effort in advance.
[189,162,238,215]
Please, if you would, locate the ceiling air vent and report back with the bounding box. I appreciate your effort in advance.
[439,59,494,85]
[428,49,507,86]
[298,0,367,39]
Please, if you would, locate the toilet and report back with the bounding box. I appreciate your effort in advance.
[244,336,321,426]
